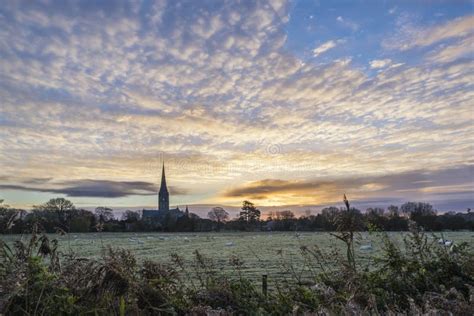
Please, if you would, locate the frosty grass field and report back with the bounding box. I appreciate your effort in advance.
[2,232,473,282]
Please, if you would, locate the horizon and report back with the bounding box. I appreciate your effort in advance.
[1,1,473,213]
[2,195,471,220]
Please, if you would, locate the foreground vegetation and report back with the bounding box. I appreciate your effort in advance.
[1,200,473,314]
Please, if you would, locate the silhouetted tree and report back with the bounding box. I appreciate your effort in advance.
[33,198,75,232]
[366,207,387,229]
[208,207,229,231]
[238,201,260,230]
[4,197,471,233]
[176,212,199,232]
[122,210,140,223]
[69,209,95,232]
[239,201,260,222]
[95,207,114,223]
[320,206,339,230]
[273,210,297,230]
[279,210,295,220]
[401,202,437,230]
[387,205,399,217]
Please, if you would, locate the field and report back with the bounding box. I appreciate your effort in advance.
[2,231,473,282]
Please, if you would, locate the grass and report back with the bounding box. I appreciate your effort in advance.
[1,231,473,283]
[1,215,473,315]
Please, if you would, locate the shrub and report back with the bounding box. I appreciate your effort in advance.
[0,221,472,314]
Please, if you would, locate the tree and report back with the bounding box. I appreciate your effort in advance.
[122,210,140,223]
[37,198,75,222]
[176,212,199,232]
[278,210,295,220]
[401,202,435,217]
[401,202,437,230]
[267,211,275,220]
[95,207,114,223]
[33,198,75,231]
[366,207,385,217]
[387,205,399,218]
[208,207,229,231]
[239,201,260,222]
[273,210,297,230]
[385,205,408,231]
[366,207,387,229]
[320,206,339,230]
[0,200,19,233]
[70,214,92,232]
[72,209,96,232]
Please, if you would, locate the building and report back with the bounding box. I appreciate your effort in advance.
[142,162,186,222]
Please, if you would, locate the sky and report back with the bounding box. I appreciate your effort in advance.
[0,0,473,217]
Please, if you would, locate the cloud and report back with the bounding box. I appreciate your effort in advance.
[426,36,473,63]
[21,178,53,185]
[224,179,316,198]
[312,39,345,57]
[220,164,474,209]
[0,179,188,198]
[412,15,474,49]
[385,15,474,51]
[0,1,472,210]
[369,59,392,69]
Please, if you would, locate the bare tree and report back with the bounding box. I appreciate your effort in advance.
[95,207,114,223]
[278,210,295,220]
[208,207,229,231]
[122,210,140,223]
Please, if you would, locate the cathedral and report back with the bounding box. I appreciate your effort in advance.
[142,163,187,221]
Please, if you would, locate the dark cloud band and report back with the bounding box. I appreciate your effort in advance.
[0,179,187,198]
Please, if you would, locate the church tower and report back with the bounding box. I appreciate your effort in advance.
[158,163,169,211]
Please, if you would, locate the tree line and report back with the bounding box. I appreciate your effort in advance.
[0,198,472,234]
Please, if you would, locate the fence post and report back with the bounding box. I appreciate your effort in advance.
[262,274,268,297]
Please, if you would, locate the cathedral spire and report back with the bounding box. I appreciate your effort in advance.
[158,160,169,211]
[160,162,168,193]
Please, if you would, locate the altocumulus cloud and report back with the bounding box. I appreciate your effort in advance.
[312,39,345,57]
[370,59,392,69]
[0,1,472,209]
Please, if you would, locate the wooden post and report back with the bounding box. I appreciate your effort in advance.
[262,274,268,297]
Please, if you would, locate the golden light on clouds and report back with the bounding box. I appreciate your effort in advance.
[0,1,472,211]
